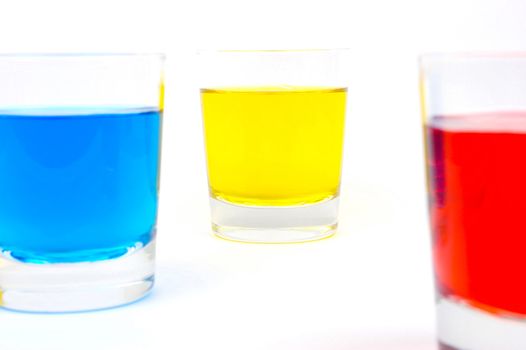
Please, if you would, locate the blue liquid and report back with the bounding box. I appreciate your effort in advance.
[0,107,161,263]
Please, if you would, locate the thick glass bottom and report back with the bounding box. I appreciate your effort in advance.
[0,239,155,313]
[437,296,526,350]
[439,344,457,350]
[210,196,339,243]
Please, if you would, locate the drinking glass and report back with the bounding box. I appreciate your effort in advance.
[421,53,526,349]
[0,53,164,312]
[199,49,348,243]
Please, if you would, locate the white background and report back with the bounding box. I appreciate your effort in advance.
[1,0,526,349]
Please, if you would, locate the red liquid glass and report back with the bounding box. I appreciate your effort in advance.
[427,112,526,316]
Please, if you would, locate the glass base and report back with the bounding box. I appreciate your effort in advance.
[210,196,339,243]
[438,344,457,350]
[0,239,155,313]
[437,296,526,350]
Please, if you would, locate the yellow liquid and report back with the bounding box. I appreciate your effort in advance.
[201,86,347,206]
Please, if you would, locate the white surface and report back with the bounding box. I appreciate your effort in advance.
[1,0,526,348]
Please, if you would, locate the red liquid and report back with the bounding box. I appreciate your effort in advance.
[427,112,526,316]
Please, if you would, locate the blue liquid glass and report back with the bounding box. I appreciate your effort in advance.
[0,107,161,263]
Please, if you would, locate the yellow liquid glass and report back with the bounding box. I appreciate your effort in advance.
[201,86,347,206]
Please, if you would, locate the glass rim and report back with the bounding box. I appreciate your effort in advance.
[0,52,166,60]
[420,51,526,64]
